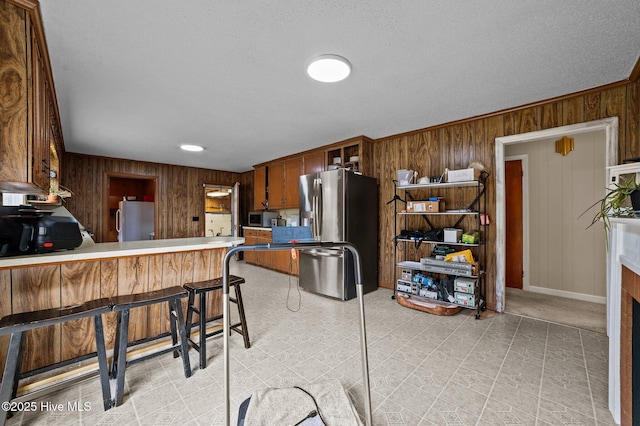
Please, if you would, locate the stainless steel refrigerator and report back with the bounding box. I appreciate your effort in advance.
[115,201,155,242]
[299,169,378,300]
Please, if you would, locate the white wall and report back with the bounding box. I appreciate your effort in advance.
[205,213,232,236]
[505,130,607,300]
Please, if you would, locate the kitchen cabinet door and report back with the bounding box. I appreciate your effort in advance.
[283,157,301,209]
[0,4,61,194]
[303,151,325,175]
[268,157,302,209]
[243,229,259,264]
[255,230,272,267]
[0,2,29,188]
[253,166,267,211]
[31,37,51,191]
[267,162,284,209]
[272,249,298,275]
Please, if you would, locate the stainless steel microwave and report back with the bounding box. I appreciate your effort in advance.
[248,211,278,227]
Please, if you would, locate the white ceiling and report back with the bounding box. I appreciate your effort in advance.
[39,1,640,173]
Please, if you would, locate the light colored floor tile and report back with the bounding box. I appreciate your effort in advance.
[5,260,620,425]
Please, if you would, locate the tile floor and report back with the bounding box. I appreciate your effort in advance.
[7,260,618,425]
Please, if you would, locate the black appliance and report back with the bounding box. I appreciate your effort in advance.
[0,205,82,257]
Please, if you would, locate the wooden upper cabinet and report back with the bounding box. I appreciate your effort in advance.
[0,2,30,189]
[283,157,301,208]
[267,157,301,209]
[31,37,50,191]
[324,136,374,176]
[253,165,267,211]
[303,151,325,175]
[267,161,284,209]
[0,1,62,194]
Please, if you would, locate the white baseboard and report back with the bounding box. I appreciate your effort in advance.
[523,285,606,305]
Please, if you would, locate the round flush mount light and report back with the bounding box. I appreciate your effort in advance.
[180,144,204,152]
[307,54,351,83]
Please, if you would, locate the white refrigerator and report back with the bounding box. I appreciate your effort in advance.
[116,201,155,242]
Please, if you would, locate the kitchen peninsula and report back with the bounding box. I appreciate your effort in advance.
[0,236,244,377]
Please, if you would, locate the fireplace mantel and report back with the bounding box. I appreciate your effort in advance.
[608,218,640,424]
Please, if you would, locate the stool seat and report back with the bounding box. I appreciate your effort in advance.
[0,298,113,426]
[110,286,191,407]
[183,274,245,294]
[0,297,113,335]
[184,274,250,369]
[111,287,188,311]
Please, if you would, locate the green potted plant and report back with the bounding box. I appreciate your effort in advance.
[47,182,59,202]
[580,176,640,243]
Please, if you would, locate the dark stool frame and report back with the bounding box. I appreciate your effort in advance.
[109,287,191,406]
[184,274,250,369]
[0,298,113,426]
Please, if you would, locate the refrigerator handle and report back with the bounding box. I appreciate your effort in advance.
[115,209,121,233]
[313,177,322,240]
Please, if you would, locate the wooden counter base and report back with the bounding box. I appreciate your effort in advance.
[0,238,242,376]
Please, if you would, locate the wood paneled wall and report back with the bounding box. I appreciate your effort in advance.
[62,78,640,314]
[62,153,245,242]
[373,79,640,311]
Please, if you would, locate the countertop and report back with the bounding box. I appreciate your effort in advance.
[0,236,244,268]
[243,226,272,231]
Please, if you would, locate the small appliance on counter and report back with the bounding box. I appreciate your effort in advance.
[0,205,82,257]
[248,210,278,227]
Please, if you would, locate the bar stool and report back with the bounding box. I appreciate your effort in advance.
[0,298,113,425]
[109,287,191,406]
[184,274,250,369]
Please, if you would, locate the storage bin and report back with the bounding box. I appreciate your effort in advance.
[444,228,462,243]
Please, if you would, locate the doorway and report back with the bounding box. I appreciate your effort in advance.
[505,157,526,289]
[203,182,239,237]
[495,117,618,313]
[103,173,158,243]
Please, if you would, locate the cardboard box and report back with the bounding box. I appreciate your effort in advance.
[444,228,462,243]
[406,201,427,212]
[446,168,481,183]
[454,277,476,294]
[425,200,444,212]
[407,200,444,212]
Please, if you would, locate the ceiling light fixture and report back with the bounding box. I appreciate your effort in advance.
[307,54,351,83]
[180,144,204,152]
[207,190,230,197]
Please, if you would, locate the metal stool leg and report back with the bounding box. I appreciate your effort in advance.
[233,284,251,349]
[169,301,179,359]
[171,299,191,378]
[198,291,207,369]
[93,314,112,411]
[185,290,196,341]
[0,332,24,426]
[113,309,130,406]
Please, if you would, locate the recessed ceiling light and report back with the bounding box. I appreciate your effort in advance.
[307,54,351,83]
[180,144,204,152]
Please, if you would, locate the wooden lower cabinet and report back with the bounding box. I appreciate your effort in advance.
[243,228,298,275]
[0,248,225,376]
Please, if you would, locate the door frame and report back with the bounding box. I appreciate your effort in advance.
[505,154,530,291]
[202,182,240,237]
[494,117,618,313]
[103,172,158,243]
